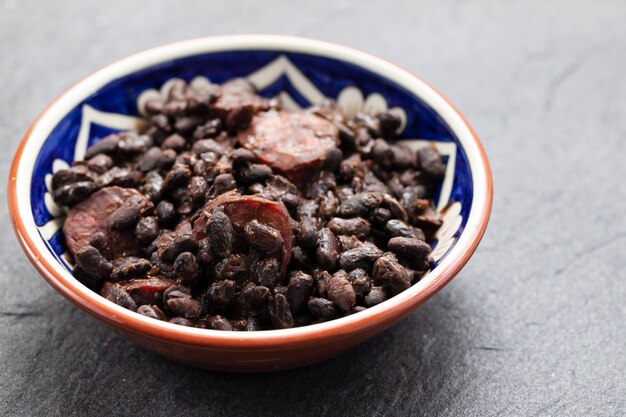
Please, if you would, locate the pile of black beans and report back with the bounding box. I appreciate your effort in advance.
[52,77,446,331]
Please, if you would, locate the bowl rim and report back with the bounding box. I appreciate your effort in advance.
[8,34,492,348]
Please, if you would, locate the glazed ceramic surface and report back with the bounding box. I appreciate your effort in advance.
[9,35,492,371]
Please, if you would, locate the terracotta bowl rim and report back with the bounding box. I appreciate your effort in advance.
[7,34,493,349]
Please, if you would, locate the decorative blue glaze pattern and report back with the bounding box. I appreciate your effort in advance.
[29,50,473,270]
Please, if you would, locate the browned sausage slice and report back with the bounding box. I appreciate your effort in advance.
[63,186,151,258]
[193,192,293,279]
[212,78,269,120]
[238,110,340,185]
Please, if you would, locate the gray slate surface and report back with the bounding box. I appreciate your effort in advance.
[1,1,625,416]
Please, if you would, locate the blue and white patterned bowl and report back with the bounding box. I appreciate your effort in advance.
[8,35,492,371]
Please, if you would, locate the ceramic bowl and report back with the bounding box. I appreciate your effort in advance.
[8,35,492,372]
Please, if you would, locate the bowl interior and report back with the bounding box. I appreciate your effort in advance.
[28,47,474,278]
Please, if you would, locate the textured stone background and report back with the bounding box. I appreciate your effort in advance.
[1,1,625,416]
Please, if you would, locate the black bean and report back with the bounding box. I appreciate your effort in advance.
[327,276,356,312]
[338,245,384,272]
[108,205,140,231]
[313,270,332,298]
[134,216,160,245]
[355,113,380,137]
[319,191,338,219]
[205,280,237,306]
[188,176,207,203]
[173,252,201,284]
[192,139,225,156]
[53,181,97,206]
[51,166,95,190]
[144,99,163,115]
[399,170,419,186]
[163,285,191,302]
[196,238,213,265]
[137,305,166,320]
[105,286,138,311]
[213,173,237,195]
[268,294,294,329]
[316,228,339,271]
[307,297,338,320]
[327,217,371,239]
[298,199,319,218]
[165,290,201,318]
[85,134,120,159]
[414,202,443,230]
[161,234,198,262]
[162,163,191,191]
[417,145,446,178]
[371,207,392,225]
[376,111,402,138]
[372,252,411,295]
[322,148,343,172]
[337,235,363,252]
[411,255,435,272]
[252,258,280,288]
[118,133,152,154]
[298,217,319,248]
[371,139,394,166]
[193,119,222,140]
[290,246,311,269]
[400,185,426,216]
[240,283,271,308]
[161,133,186,151]
[156,149,177,170]
[206,211,233,257]
[226,104,254,132]
[141,171,163,202]
[339,153,366,181]
[110,257,151,281]
[245,318,261,331]
[381,194,408,222]
[88,232,111,259]
[175,116,203,134]
[388,237,431,261]
[347,268,371,297]
[239,164,273,184]
[391,145,416,169]
[287,272,314,314]
[231,148,256,169]
[163,100,187,117]
[97,167,141,188]
[156,200,177,226]
[136,147,162,172]
[385,219,426,241]
[74,245,112,280]
[86,154,113,174]
[244,220,283,254]
[193,159,207,176]
[364,286,387,307]
[215,255,248,283]
[274,285,288,297]
[206,315,234,331]
[169,317,193,326]
[176,196,195,217]
[151,114,171,131]
[338,192,383,217]
[387,177,404,199]
[351,176,365,193]
[281,192,301,215]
